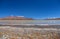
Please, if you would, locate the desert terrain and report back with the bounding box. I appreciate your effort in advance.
[0,25,59,39]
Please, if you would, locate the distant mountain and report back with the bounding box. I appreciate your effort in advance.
[45,18,60,20]
[0,16,33,20]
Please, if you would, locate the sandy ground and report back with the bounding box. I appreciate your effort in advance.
[0,26,59,39]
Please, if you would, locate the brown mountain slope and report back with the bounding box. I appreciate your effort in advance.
[0,16,33,20]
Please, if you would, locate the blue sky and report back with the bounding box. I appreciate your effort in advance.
[0,0,60,19]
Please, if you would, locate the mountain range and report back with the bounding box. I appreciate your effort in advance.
[0,16,33,20]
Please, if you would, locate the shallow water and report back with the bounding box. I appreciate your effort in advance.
[0,20,60,25]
